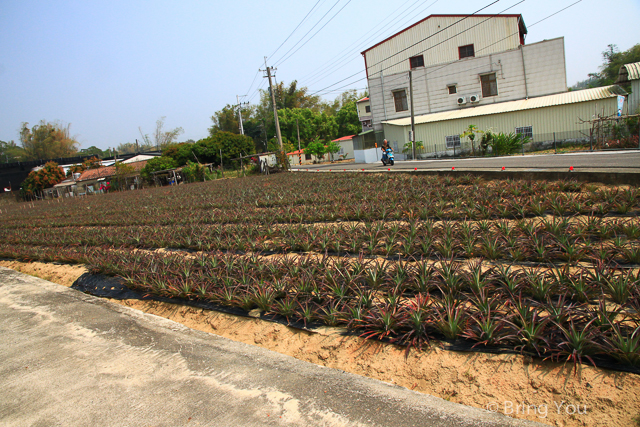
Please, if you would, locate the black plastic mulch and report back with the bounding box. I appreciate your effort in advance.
[71,273,640,375]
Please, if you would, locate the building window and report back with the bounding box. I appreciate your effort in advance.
[410,55,424,69]
[480,73,498,97]
[515,126,533,139]
[392,90,408,112]
[305,153,312,160]
[365,105,371,113]
[458,44,475,59]
[445,135,461,149]
[447,85,457,94]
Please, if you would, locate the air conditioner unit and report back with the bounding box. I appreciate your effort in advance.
[457,96,467,105]
[469,94,480,103]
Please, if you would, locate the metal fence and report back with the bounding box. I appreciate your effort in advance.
[402,128,639,160]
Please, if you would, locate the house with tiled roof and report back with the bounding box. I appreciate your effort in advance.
[75,160,148,194]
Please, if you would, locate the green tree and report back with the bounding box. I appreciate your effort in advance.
[325,140,341,161]
[588,43,640,89]
[305,140,326,161]
[141,156,179,181]
[77,146,108,158]
[0,140,24,163]
[460,124,483,156]
[19,121,79,160]
[21,161,66,196]
[335,102,361,137]
[209,104,241,135]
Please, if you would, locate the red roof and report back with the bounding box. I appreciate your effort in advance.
[357,97,369,102]
[77,160,148,182]
[361,14,526,55]
[332,135,356,142]
[287,149,305,156]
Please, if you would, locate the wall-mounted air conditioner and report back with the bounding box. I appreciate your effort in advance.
[469,94,480,103]
[456,96,467,105]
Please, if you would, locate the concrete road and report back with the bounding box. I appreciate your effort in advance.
[0,267,542,427]
[294,151,640,173]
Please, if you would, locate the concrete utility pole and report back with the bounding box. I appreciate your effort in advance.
[409,70,416,160]
[296,118,302,166]
[261,57,284,151]
[236,95,248,135]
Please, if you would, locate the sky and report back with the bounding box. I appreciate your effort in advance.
[1,0,638,151]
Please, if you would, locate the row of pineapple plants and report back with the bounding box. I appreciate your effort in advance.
[1,242,638,369]
[2,175,638,230]
[2,216,638,265]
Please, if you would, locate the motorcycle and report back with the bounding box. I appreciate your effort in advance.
[381,147,395,166]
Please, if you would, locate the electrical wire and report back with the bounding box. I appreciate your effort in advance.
[309,0,504,96]
[267,0,325,60]
[303,0,440,87]
[274,0,354,67]
[271,0,343,67]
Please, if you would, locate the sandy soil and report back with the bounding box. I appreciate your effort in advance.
[2,259,639,427]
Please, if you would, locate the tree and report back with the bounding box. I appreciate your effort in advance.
[305,140,326,162]
[335,102,361,137]
[82,156,102,169]
[460,124,483,156]
[0,140,24,163]
[325,140,341,162]
[19,121,79,160]
[141,156,179,181]
[21,161,66,197]
[209,105,241,135]
[139,117,184,150]
[587,43,640,89]
[77,146,108,158]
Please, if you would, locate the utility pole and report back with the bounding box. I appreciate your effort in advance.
[261,57,284,152]
[296,118,301,166]
[409,70,416,160]
[236,95,248,135]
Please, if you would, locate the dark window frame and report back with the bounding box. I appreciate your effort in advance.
[515,126,533,139]
[447,85,457,95]
[392,90,409,112]
[365,105,371,113]
[480,73,498,97]
[409,55,425,69]
[458,44,475,59]
[445,135,461,149]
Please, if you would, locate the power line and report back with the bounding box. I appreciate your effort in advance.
[302,0,440,87]
[309,0,506,96]
[274,0,354,67]
[271,0,343,67]
[267,0,325,60]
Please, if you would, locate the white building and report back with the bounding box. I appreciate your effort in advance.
[361,14,568,130]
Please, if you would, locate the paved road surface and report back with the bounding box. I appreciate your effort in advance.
[294,151,640,173]
[0,267,542,427]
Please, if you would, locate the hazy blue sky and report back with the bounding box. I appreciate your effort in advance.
[1,0,638,150]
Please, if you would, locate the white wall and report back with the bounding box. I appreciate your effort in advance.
[354,148,380,164]
[364,15,522,77]
[368,38,567,126]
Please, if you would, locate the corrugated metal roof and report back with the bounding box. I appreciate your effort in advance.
[383,86,627,127]
[332,135,356,142]
[617,62,640,83]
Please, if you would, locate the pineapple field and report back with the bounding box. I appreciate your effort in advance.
[1,172,639,373]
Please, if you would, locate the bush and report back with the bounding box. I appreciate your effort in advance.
[489,132,530,156]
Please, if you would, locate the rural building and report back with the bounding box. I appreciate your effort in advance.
[353,13,628,161]
[74,160,148,195]
[383,85,627,158]
[356,97,372,132]
[616,62,640,114]
[288,149,318,166]
[331,135,356,160]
